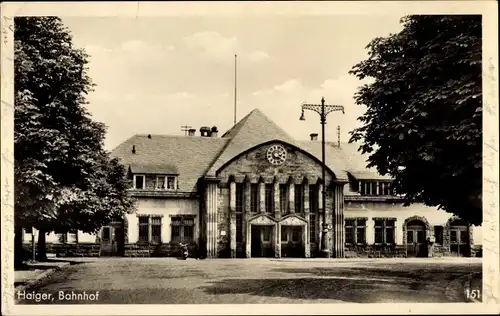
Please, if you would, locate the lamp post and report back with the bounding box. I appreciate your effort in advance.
[300,97,344,258]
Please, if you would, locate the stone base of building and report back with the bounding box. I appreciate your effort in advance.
[22,242,481,259]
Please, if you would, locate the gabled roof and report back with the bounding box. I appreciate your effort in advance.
[111,134,229,192]
[206,109,297,176]
[111,108,393,193]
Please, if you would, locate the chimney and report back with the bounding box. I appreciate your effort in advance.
[210,126,218,137]
[132,145,136,154]
[200,126,211,137]
[310,133,318,141]
[188,129,196,136]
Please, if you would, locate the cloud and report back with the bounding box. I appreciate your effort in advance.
[183,31,270,63]
[246,50,270,63]
[252,79,303,96]
[274,79,302,93]
[184,31,238,61]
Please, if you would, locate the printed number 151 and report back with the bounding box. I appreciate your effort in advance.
[466,289,481,300]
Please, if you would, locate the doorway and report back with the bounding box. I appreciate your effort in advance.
[280,225,305,258]
[250,225,274,258]
[406,220,427,257]
[100,220,125,256]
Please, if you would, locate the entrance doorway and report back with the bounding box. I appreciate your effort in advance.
[100,220,125,256]
[406,220,427,257]
[250,225,274,257]
[280,225,304,258]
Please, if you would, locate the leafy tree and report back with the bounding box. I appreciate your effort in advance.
[14,17,135,266]
[349,15,482,225]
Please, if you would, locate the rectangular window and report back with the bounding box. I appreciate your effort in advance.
[235,183,244,243]
[345,219,355,244]
[138,216,163,243]
[166,176,176,190]
[250,184,259,213]
[459,230,469,244]
[134,175,145,189]
[265,184,273,213]
[171,216,194,243]
[310,213,317,243]
[138,216,149,242]
[374,219,396,244]
[345,219,367,245]
[151,217,162,243]
[356,219,367,244]
[279,184,288,214]
[309,184,318,214]
[156,176,166,189]
[360,182,366,195]
[294,184,304,213]
[450,230,458,243]
[434,226,444,244]
[386,220,395,244]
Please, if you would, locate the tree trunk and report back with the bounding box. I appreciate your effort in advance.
[37,229,47,261]
[14,222,24,269]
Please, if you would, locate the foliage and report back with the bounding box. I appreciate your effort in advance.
[349,15,482,225]
[14,17,135,239]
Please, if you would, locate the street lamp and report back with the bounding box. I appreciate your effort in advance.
[300,97,344,258]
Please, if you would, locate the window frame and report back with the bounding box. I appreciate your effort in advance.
[374,218,396,245]
[279,184,288,214]
[294,184,304,214]
[345,218,367,246]
[155,175,178,190]
[137,215,163,244]
[265,183,273,214]
[170,215,196,243]
[250,183,259,213]
[133,174,146,189]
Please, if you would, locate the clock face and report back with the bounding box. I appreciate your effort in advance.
[266,145,287,165]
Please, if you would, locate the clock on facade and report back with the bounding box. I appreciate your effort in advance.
[266,144,287,165]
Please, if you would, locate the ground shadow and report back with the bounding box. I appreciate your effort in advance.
[199,277,456,303]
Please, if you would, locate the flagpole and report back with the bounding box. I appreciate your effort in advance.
[234,54,237,125]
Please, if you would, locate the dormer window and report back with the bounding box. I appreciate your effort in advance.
[134,175,145,189]
[156,175,177,190]
[358,180,392,196]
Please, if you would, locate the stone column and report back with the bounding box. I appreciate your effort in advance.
[275,223,281,258]
[244,180,252,258]
[317,183,323,248]
[229,181,237,258]
[259,182,266,214]
[376,181,380,195]
[273,180,280,220]
[332,182,345,258]
[304,183,310,258]
[205,181,219,258]
[289,183,295,214]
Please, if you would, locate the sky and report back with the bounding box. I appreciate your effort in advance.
[61,15,404,151]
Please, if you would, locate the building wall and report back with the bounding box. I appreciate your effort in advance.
[127,197,199,244]
[215,142,339,258]
[344,199,482,257]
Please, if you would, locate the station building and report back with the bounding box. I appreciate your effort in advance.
[23,109,482,258]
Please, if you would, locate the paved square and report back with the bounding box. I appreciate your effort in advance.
[16,258,482,304]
